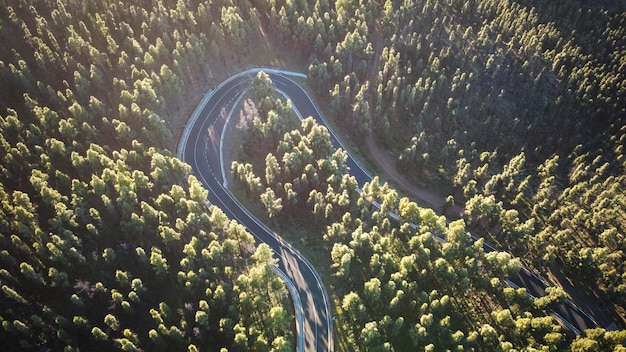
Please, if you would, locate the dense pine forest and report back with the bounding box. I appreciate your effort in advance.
[303,0,626,342]
[1,0,625,351]
[0,0,294,350]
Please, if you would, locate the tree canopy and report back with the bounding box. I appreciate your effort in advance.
[1,0,625,350]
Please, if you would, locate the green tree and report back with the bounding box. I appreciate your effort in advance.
[260,188,283,223]
[252,71,275,117]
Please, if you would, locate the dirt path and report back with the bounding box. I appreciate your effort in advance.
[364,22,457,213]
[365,137,446,208]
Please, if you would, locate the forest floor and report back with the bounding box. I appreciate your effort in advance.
[366,136,448,210]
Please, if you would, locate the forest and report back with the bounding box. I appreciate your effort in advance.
[302,0,626,338]
[0,0,625,351]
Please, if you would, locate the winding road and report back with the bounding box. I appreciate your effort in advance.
[178,68,602,351]
[179,69,334,352]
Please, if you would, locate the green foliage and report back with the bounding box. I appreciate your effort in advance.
[2,0,625,350]
[309,0,625,190]
[232,72,588,351]
[0,1,293,350]
[234,15,626,344]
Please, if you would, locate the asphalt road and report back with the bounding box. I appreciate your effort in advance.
[180,68,601,350]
